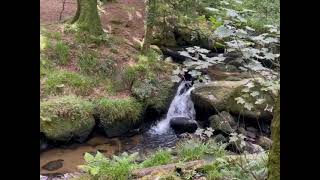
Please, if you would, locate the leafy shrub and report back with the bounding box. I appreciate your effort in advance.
[40,96,95,141]
[43,70,94,96]
[202,152,268,180]
[79,152,138,180]
[54,41,70,65]
[142,149,173,168]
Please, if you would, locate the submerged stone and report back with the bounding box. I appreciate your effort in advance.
[170,117,198,133]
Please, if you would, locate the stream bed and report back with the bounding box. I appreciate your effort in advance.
[40,81,194,177]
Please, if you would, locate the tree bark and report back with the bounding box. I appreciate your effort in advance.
[268,93,280,180]
[72,0,103,36]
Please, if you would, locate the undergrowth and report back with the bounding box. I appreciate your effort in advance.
[43,69,95,96]
[141,149,173,168]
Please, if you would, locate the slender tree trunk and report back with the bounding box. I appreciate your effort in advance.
[71,0,81,23]
[72,0,103,36]
[268,94,280,180]
[141,0,155,53]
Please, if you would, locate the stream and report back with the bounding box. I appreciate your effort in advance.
[40,81,196,178]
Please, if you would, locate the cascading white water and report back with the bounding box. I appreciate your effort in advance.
[150,81,196,134]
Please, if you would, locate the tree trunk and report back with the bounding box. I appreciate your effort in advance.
[141,0,156,53]
[72,0,103,36]
[268,94,280,180]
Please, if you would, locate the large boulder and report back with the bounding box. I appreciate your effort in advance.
[40,96,95,142]
[95,97,144,137]
[170,117,198,133]
[209,111,236,134]
[191,78,276,120]
[128,59,178,115]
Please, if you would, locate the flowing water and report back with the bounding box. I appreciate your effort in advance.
[40,81,196,178]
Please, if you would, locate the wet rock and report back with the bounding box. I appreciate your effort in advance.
[229,141,264,154]
[170,117,198,133]
[238,127,256,139]
[213,134,228,143]
[256,136,272,150]
[164,56,173,63]
[247,126,258,133]
[42,159,64,171]
[209,111,236,134]
[40,134,48,152]
[244,142,264,154]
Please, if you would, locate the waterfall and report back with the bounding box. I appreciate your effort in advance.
[150,81,196,134]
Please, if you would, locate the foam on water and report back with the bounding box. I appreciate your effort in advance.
[150,81,196,134]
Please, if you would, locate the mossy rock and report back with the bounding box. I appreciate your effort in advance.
[95,97,144,137]
[132,79,176,114]
[192,79,276,120]
[40,96,95,142]
[209,111,236,134]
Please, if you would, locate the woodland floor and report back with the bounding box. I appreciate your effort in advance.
[40,0,146,69]
[40,0,147,99]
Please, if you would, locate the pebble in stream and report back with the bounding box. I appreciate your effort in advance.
[42,159,64,171]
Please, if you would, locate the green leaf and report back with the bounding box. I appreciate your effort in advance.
[235,97,245,104]
[250,91,260,97]
[84,153,95,163]
[244,103,254,111]
[255,98,266,105]
[214,26,234,38]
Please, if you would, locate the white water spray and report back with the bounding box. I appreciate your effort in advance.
[150,81,196,134]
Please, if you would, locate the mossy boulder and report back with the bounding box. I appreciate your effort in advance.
[209,111,236,134]
[151,16,215,50]
[95,97,144,137]
[132,79,176,114]
[191,79,276,120]
[127,54,177,114]
[40,96,95,142]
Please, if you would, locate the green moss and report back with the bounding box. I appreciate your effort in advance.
[72,0,103,36]
[95,97,143,123]
[95,97,143,137]
[40,96,95,141]
[43,69,95,96]
[124,51,176,112]
[268,95,280,180]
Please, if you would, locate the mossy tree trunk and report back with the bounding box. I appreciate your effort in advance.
[72,0,103,36]
[268,93,280,180]
[142,0,156,53]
